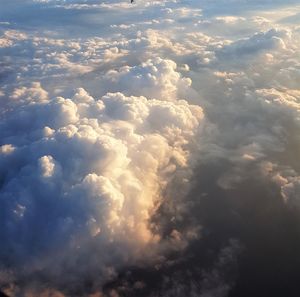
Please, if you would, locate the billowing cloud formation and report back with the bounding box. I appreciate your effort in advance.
[0,78,203,294]
[1,0,300,296]
[104,58,192,100]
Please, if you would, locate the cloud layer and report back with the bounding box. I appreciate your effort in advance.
[0,0,300,296]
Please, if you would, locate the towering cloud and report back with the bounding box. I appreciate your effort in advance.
[0,80,203,294]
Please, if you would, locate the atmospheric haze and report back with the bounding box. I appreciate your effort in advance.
[0,0,300,296]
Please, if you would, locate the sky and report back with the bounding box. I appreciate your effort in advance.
[0,0,300,296]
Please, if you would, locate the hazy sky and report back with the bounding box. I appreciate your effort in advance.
[0,1,300,296]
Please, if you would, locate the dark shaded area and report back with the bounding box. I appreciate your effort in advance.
[0,292,9,297]
[103,159,300,297]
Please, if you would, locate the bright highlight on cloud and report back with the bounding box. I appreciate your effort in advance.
[0,0,300,296]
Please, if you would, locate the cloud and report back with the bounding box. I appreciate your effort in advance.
[104,57,192,100]
[0,79,203,294]
[217,28,291,60]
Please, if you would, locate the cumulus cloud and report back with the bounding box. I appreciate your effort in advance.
[0,80,203,294]
[218,28,291,59]
[104,57,192,100]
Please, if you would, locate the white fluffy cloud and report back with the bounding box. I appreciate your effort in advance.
[104,57,192,100]
[0,78,203,293]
